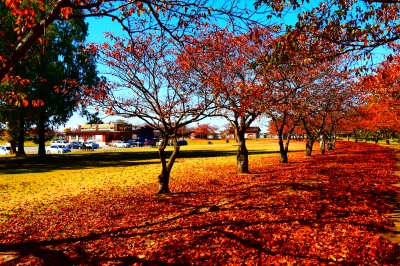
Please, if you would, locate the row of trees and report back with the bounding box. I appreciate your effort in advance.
[1,1,399,194]
[86,23,372,194]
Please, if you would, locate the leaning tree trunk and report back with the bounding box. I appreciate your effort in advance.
[236,130,249,173]
[278,135,288,163]
[157,137,180,194]
[305,136,315,156]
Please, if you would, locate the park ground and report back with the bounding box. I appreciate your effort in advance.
[0,139,400,265]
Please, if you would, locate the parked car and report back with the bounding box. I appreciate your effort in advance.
[113,141,131,148]
[46,145,71,154]
[51,140,71,148]
[84,141,99,149]
[0,146,10,155]
[177,139,188,146]
[70,141,83,149]
[128,139,144,147]
[143,140,156,146]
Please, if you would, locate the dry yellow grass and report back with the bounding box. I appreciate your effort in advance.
[0,138,308,215]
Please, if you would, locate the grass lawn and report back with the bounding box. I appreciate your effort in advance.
[0,139,399,265]
[0,138,300,215]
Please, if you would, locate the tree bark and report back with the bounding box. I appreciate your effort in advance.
[8,140,17,155]
[38,108,46,157]
[236,130,249,173]
[157,172,171,194]
[157,136,180,194]
[328,135,335,150]
[17,115,26,156]
[278,135,288,163]
[305,137,315,156]
[319,138,325,155]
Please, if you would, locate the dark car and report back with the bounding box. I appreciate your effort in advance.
[70,141,83,149]
[128,139,144,147]
[143,140,156,146]
[177,140,188,146]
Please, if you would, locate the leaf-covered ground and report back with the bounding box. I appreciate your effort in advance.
[1,141,400,265]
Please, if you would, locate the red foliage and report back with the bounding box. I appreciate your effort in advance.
[1,142,400,264]
[191,123,218,139]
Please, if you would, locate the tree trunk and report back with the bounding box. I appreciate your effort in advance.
[157,171,171,194]
[236,130,249,173]
[328,136,335,150]
[38,108,46,157]
[319,138,325,155]
[8,140,17,154]
[278,135,288,163]
[17,115,26,156]
[157,137,180,194]
[328,140,333,150]
[305,137,315,156]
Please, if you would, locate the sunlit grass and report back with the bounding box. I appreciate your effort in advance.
[0,138,309,216]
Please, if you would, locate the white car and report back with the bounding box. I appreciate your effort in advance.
[113,141,131,148]
[0,146,10,155]
[46,145,71,154]
[50,140,71,148]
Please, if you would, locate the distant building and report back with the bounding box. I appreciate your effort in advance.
[65,124,154,143]
[245,127,261,139]
[223,126,262,139]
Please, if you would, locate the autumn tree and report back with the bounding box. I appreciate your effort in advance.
[179,26,277,173]
[255,0,400,68]
[262,56,323,163]
[191,123,218,139]
[354,103,397,144]
[0,0,270,83]
[88,32,218,194]
[267,110,301,163]
[362,52,400,111]
[298,59,360,156]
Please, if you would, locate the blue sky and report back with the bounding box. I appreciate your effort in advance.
[59,17,117,130]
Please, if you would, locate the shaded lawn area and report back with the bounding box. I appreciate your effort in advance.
[1,141,400,265]
[0,144,275,175]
